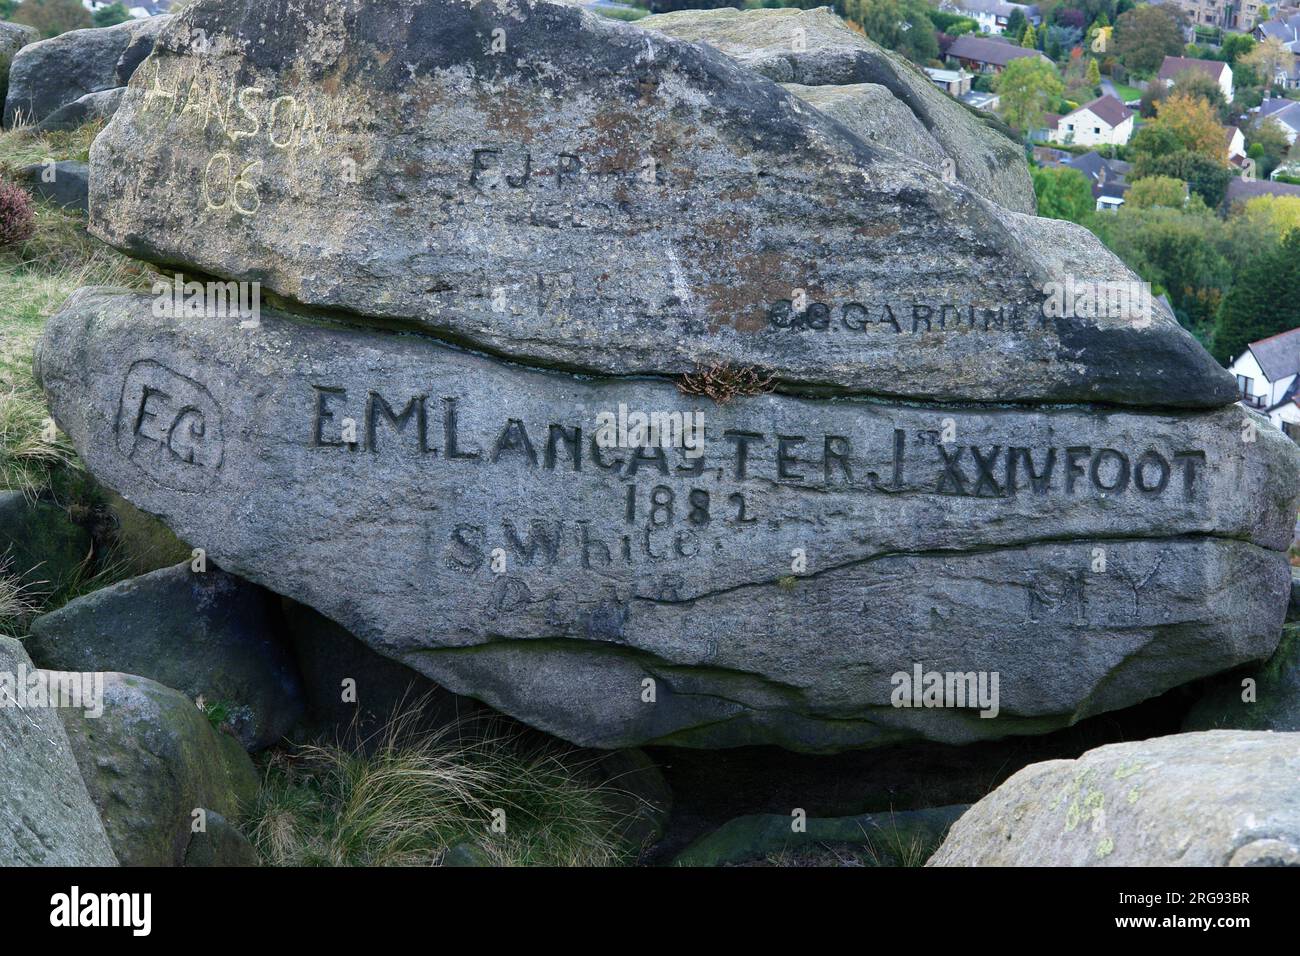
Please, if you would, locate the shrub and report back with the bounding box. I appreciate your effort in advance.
[0,182,35,248]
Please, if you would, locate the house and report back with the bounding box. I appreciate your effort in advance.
[1228,327,1300,439]
[1254,10,1300,46]
[1257,97,1300,144]
[82,0,171,14]
[924,67,973,97]
[1062,151,1132,211]
[1172,0,1262,31]
[1157,56,1234,103]
[1049,95,1134,147]
[944,0,1042,36]
[946,35,1051,74]
[961,89,1001,111]
[1224,125,1247,165]
[1224,177,1300,207]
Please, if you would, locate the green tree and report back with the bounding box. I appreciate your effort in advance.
[1132,149,1231,207]
[1126,175,1187,208]
[1005,7,1027,41]
[847,0,938,63]
[1112,4,1185,74]
[1086,57,1101,86]
[1031,165,1095,223]
[92,2,132,27]
[1092,203,1230,338]
[1213,230,1300,361]
[1219,33,1255,64]
[1021,22,1037,48]
[0,0,17,19]
[1246,118,1290,179]
[993,56,1064,131]
[11,0,92,37]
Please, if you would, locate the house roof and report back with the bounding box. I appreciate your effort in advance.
[1157,56,1230,84]
[1067,94,1133,127]
[1063,151,1130,200]
[947,35,1047,67]
[954,0,1041,18]
[1260,99,1300,131]
[1256,13,1300,45]
[1247,326,1300,382]
[1225,178,1300,207]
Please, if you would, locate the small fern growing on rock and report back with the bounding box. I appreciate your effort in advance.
[0,181,35,248]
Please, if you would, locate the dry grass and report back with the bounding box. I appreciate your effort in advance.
[251,707,636,867]
[678,361,777,404]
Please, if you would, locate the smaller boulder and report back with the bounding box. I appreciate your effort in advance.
[183,809,259,867]
[58,671,260,867]
[28,563,304,751]
[35,87,124,133]
[3,16,167,127]
[0,637,117,865]
[16,160,89,214]
[0,22,38,107]
[0,489,89,598]
[928,731,1300,867]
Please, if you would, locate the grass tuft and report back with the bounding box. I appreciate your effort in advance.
[251,706,636,867]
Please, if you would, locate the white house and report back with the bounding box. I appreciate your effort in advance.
[945,0,1042,35]
[1258,97,1300,144]
[1050,95,1134,147]
[1157,56,1234,103]
[1228,326,1300,439]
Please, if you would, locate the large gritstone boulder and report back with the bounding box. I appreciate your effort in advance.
[929,731,1300,866]
[86,0,1231,407]
[35,288,1300,751]
[38,0,1300,754]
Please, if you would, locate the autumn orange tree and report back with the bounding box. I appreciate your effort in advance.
[1149,92,1227,159]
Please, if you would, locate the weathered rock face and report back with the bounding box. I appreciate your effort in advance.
[36,289,1300,751]
[58,671,260,867]
[0,490,90,598]
[87,0,1232,407]
[0,21,39,109]
[0,637,118,866]
[35,86,125,133]
[3,16,168,127]
[928,731,1300,866]
[780,82,949,172]
[639,6,1035,214]
[17,160,90,214]
[28,563,305,751]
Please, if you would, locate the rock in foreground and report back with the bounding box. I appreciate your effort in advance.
[929,731,1300,866]
[35,289,1300,751]
[88,0,1232,407]
[0,637,117,866]
[28,562,305,751]
[58,672,260,867]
